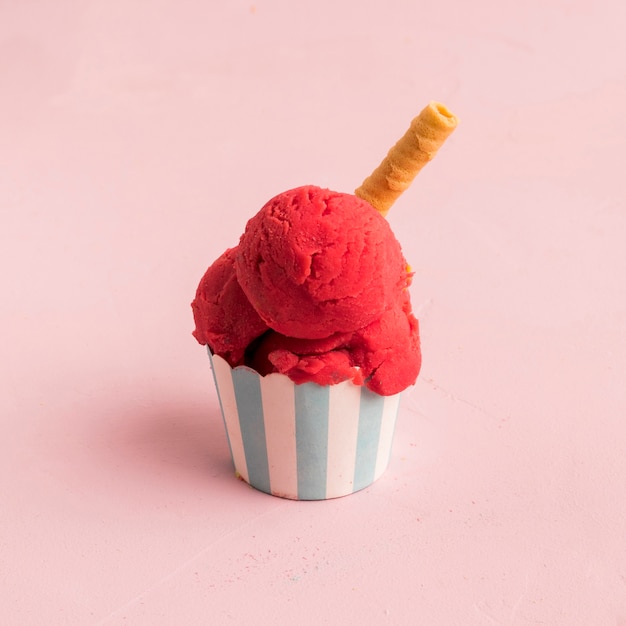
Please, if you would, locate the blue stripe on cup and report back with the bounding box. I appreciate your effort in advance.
[294,383,330,500]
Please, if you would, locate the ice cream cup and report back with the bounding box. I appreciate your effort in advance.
[208,350,401,500]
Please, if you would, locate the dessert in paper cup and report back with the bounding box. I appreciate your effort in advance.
[192,102,458,500]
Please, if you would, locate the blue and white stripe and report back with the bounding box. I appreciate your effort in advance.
[209,351,401,500]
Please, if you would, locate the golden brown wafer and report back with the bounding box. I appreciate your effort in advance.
[355,101,458,217]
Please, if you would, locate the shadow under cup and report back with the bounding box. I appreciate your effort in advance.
[209,350,401,500]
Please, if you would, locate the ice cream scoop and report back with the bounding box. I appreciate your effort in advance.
[235,185,411,340]
[192,185,420,395]
[247,290,420,396]
[191,247,268,366]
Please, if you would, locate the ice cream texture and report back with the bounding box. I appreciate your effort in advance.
[193,185,420,396]
[192,102,458,396]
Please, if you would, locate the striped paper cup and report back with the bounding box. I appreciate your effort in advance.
[209,350,401,500]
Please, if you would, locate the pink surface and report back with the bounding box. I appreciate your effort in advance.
[1,0,625,623]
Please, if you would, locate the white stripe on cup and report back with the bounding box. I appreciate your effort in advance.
[260,372,297,498]
[325,381,361,498]
[374,393,401,480]
[211,354,249,484]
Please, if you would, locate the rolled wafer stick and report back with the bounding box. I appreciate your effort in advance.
[355,101,458,217]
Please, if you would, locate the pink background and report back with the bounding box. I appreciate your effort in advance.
[2,0,625,623]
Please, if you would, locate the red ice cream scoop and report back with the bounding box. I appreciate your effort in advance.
[191,247,268,366]
[235,185,411,340]
[191,186,420,394]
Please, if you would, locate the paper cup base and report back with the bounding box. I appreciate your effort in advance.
[209,350,401,500]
